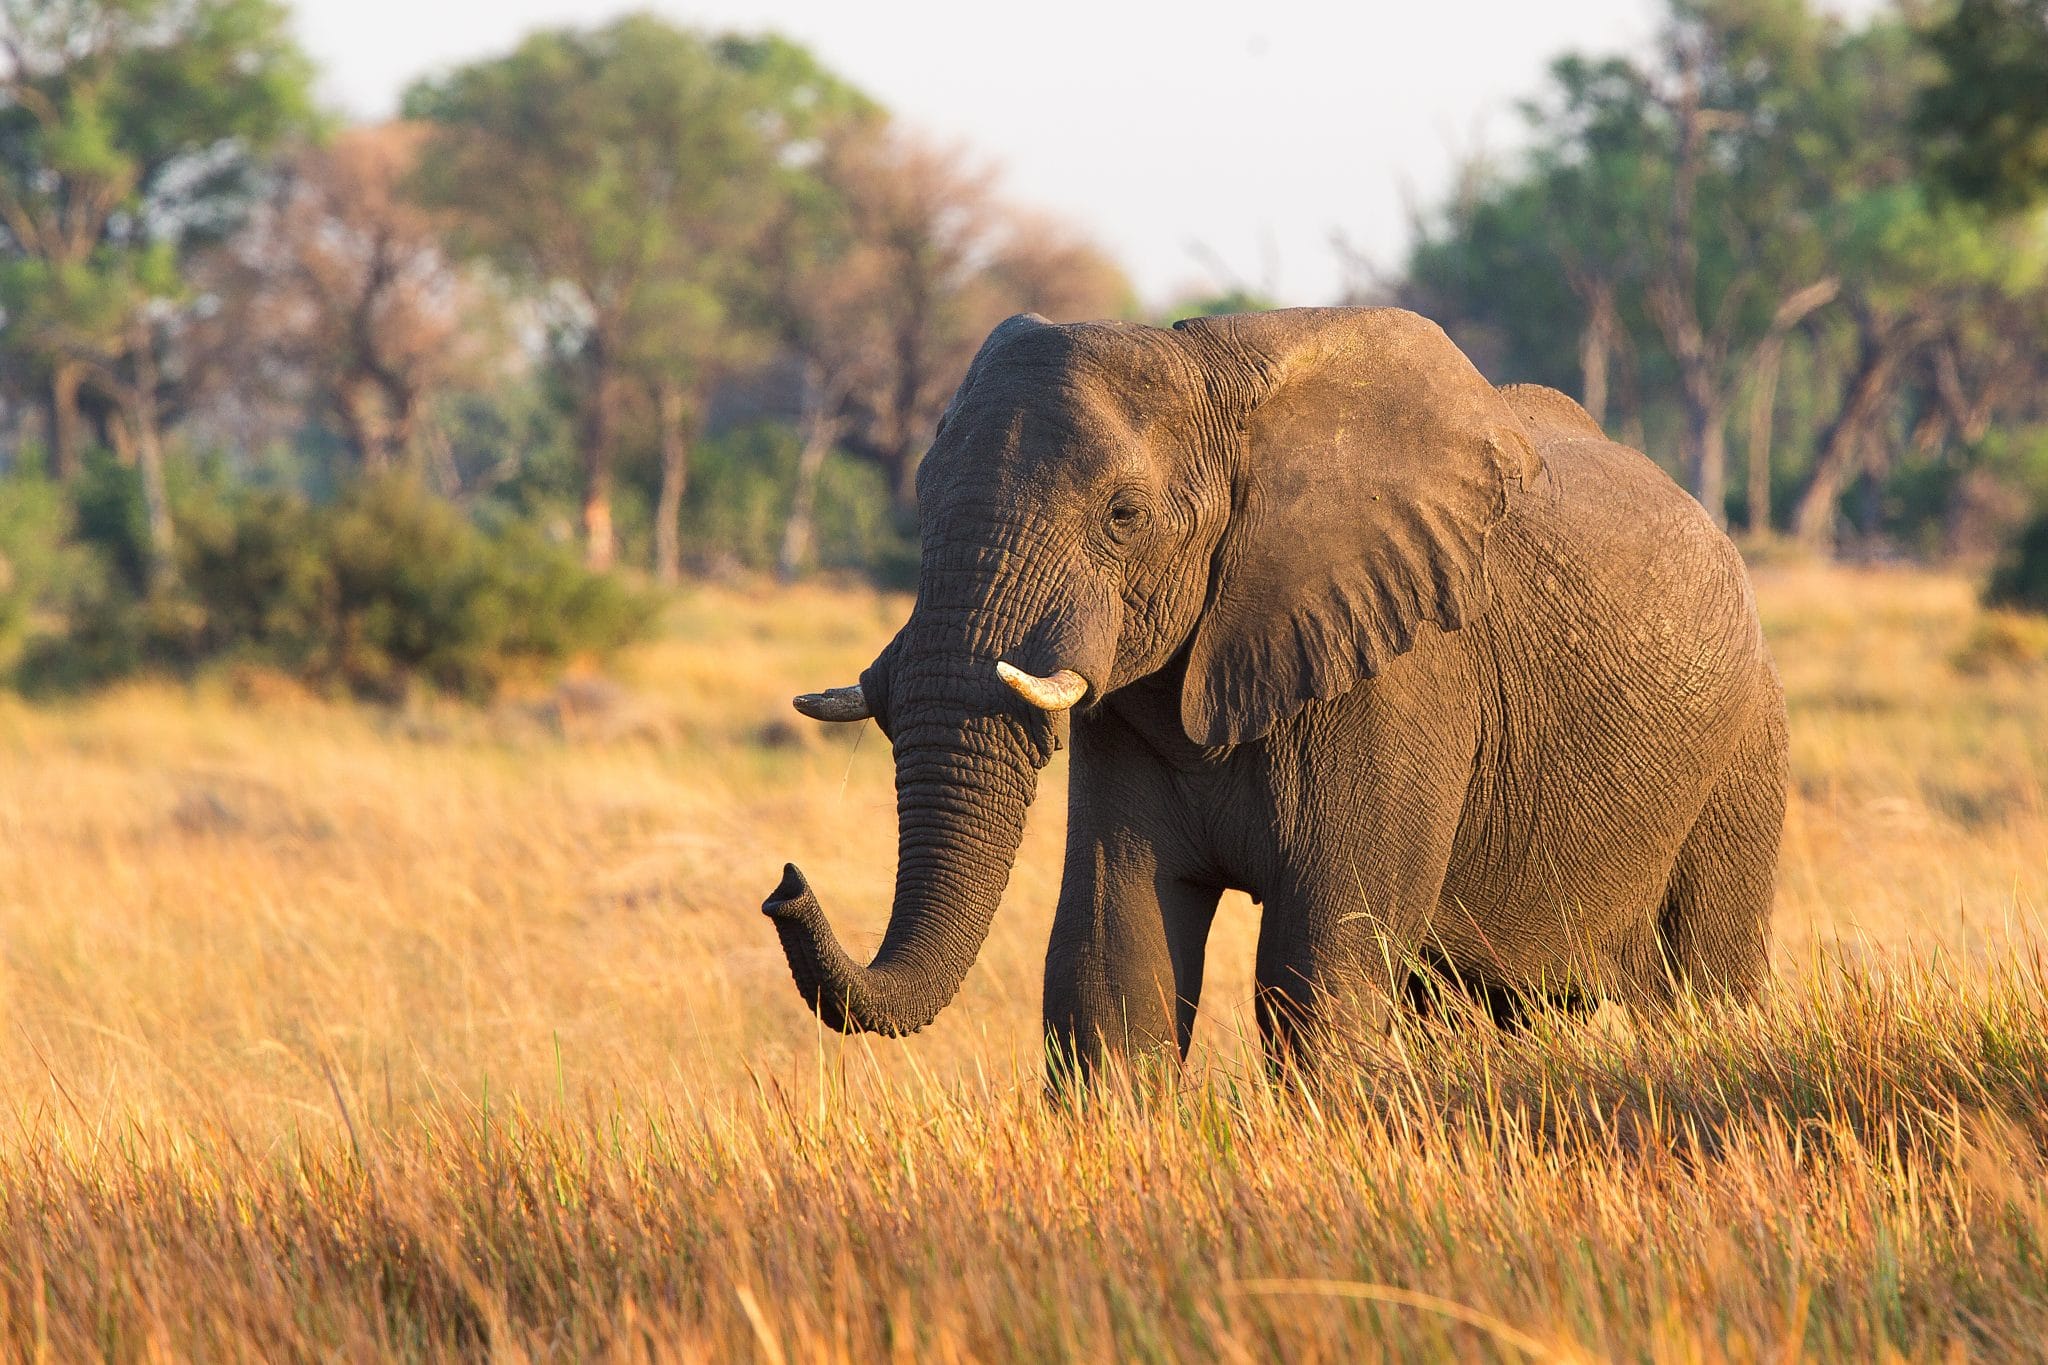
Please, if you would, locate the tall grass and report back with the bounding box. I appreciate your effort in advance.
[1,565,2044,1359]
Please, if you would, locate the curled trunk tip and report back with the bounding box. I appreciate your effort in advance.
[761,863,932,1036]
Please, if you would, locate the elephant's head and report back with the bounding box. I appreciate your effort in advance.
[764,307,1541,1036]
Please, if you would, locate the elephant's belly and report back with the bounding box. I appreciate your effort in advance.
[1431,708,1737,992]
[1431,838,1675,993]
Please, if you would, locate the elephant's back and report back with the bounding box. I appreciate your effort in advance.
[1497,400,1763,694]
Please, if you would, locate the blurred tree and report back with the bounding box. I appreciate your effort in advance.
[1916,0,2048,212]
[1624,0,1852,529]
[0,0,316,583]
[1405,3,1852,529]
[1161,288,1280,323]
[1774,17,2048,548]
[192,123,510,481]
[814,130,1129,515]
[760,124,1130,573]
[405,16,792,572]
[632,33,874,585]
[1399,0,2048,555]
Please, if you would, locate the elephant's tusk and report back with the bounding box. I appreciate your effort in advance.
[792,685,871,722]
[995,662,1088,712]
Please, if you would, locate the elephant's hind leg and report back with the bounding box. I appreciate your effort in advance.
[1653,698,1789,1004]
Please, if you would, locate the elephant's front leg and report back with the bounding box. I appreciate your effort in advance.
[1042,839,1221,1087]
[1041,725,1219,1088]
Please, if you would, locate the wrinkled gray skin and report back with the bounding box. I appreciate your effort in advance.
[764,307,1787,1080]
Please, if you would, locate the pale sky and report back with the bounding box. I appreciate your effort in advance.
[289,0,1887,307]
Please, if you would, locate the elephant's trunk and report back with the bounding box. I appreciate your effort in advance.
[763,715,1039,1036]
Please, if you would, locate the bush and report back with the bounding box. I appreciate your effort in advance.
[683,424,912,579]
[0,474,102,672]
[1985,509,2048,616]
[15,474,658,701]
[1952,610,2048,675]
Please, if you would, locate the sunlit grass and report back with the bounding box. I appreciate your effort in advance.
[1,561,2044,1358]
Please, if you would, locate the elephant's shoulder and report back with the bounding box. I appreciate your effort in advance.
[1497,384,1605,440]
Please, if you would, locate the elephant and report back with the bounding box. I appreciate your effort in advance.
[762,306,1787,1080]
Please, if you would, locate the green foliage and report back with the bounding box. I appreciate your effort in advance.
[403,16,789,357]
[1986,509,2048,614]
[0,474,99,669]
[15,474,658,700]
[1161,290,1280,324]
[1402,0,2048,550]
[66,451,155,592]
[0,0,320,394]
[1917,0,2048,211]
[682,424,912,580]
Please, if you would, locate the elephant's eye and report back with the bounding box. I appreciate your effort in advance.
[1105,495,1150,543]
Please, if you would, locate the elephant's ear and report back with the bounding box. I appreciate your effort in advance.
[1176,308,1541,747]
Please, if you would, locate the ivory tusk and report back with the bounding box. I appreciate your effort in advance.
[995,661,1088,712]
[792,685,871,723]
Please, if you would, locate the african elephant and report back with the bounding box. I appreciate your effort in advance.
[763,307,1787,1079]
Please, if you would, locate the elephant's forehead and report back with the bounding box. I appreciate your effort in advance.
[925,391,1145,505]
[931,326,1190,491]
[981,320,1192,411]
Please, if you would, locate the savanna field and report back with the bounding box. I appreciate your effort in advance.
[2,561,2046,1361]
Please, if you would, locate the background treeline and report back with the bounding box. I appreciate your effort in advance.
[0,1,1132,692]
[3,0,2047,698]
[1394,0,2048,572]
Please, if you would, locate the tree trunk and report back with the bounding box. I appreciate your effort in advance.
[340,380,394,474]
[890,434,922,514]
[652,379,695,586]
[1645,42,1756,530]
[1743,279,1841,539]
[384,385,422,475]
[1791,322,1915,552]
[1853,451,1885,543]
[1670,360,1730,528]
[778,364,849,583]
[581,345,619,572]
[1695,401,1730,527]
[1575,276,1617,428]
[1744,339,1783,539]
[1651,269,1732,527]
[128,318,175,592]
[48,362,85,481]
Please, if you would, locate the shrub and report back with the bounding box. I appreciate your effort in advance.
[1951,610,2048,675]
[0,474,102,672]
[311,477,657,700]
[683,424,912,579]
[15,474,658,701]
[1985,509,2048,615]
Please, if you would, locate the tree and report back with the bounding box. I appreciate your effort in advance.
[1405,6,1850,522]
[635,33,872,584]
[753,119,1129,576]
[1787,187,2048,547]
[1398,0,2048,556]
[799,128,1131,516]
[405,16,806,572]
[1916,0,2048,212]
[194,123,508,480]
[0,0,315,582]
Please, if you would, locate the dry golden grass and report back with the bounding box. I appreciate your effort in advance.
[1,562,2044,1360]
